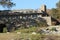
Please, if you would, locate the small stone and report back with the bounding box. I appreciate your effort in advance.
[17,32,21,34]
[32,32,36,35]
[7,32,9,34]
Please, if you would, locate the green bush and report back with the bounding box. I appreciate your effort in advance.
[50,27,56,31]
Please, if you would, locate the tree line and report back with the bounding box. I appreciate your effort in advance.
[49,0,60,20]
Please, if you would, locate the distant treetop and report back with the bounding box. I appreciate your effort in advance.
[56,0,60,8]
[0,0,15,10]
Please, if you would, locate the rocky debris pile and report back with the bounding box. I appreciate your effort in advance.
[39,25,60,35]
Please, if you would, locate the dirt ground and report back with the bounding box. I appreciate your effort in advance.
[0,33,60,40]
[0,33,19,40]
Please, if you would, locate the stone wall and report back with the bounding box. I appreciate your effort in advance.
[42,16,51,26]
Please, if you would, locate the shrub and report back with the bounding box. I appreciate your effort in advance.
[50,27,57,31]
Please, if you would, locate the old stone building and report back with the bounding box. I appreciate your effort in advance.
[0,5,51,32]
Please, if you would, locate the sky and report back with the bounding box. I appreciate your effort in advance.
[0,0,59,10]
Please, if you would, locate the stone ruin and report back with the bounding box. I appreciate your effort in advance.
[0,5,52,32]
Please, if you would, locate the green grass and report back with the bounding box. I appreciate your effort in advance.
[14,27,39,33]
[18,33,43,40]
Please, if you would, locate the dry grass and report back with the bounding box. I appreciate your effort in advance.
[42,35,60,40]
[0,33,60,40]
[0,33,19,40]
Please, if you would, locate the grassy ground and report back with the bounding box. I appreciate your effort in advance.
[0,27,60,40]
[0,33,42,40]
[14,27,46,33]
[0,33,60,40]
[0,33,19,40]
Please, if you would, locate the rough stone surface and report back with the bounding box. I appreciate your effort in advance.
[39,25,60,35]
